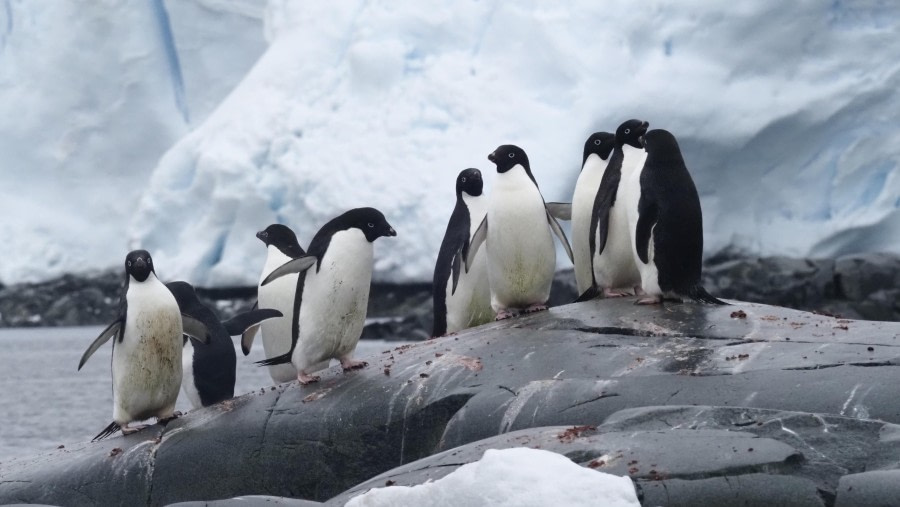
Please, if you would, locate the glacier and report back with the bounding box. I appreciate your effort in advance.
[2,1,898,286]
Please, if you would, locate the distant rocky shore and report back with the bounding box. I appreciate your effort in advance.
[0,252,897,338]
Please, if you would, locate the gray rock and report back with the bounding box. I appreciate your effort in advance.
[1,299,900,506]
[834,470,900,507]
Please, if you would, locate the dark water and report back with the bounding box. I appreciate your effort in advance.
[0,326,399,462]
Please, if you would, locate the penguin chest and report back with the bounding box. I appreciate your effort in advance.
[295,230,373,367]
[593,180,641,289]
[571,155,608,292]
[258,247,300,382]
[445,197,492,332]
[113,279,183,421]
[487,169,555,305]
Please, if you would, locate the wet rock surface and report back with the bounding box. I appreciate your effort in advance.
[1,298,899,506]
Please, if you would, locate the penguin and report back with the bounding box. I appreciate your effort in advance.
[249,224,307,384]
[432,168,493,337]
[166,281,282,409]
[256,208,396,384]
[77,250,211,441]
[581,119,650,300]
[570,132,616,295]
[631,129,727,305]
[466,145,574,320]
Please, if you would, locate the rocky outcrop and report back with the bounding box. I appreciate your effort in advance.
[1,298,899,506]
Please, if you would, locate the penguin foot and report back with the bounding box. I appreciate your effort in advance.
[297,372,321,385]
[524,304,547,313]
[635,296,663,305]
[121,424,148,435]
[602,288,630,298]
[633,286,646,296]
[158,412,182,425]
[495,310,519,320]
[341,359,368,371]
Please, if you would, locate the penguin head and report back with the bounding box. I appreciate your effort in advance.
[642,129,684,163]
[582,132,616,164]
[488,145,530,174]
[341,207,397,242]
[615,119,650,149]
[257,224,305,258]
[456,168,483,198]
[165,281,201,312]
[125,249,155,282]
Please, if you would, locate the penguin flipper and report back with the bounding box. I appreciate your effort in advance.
[465,217,488,272]
[546,208,574,263]
[241,324,259,356]
[261,256,316,286]
[635,202,659,265]
[575,286,602,303]
[91,421,122,442]
[223,308,283,336]
[450,250,462,295]
[78,320,122,370]
[256,351,292,367]
[687,285,729,305]
[589,155,623,258]
[545,202,572,221]
[181,315,211,344]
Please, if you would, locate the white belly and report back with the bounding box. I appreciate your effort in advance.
[292,230,373,371]
[622,145,650,291]
[571,154,608,294]
[181,341,202,410]
[112,275,183,424]
[639,227,662,297]
[487,168,556,311]
[592,182,641,290]
[258,246,299,383]
[445,196,492,332]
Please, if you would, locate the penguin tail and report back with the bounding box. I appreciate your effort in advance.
[256,352,293,367]
[574,286,602,303]
[687,285,729,306]
[92,421,121,442]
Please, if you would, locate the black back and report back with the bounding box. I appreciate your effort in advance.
[257,224,306,258]
[636,129,704,294]
[588,120,649,259]
[432,169,483,337]
[488,145,537,186]
[166,281,236,406]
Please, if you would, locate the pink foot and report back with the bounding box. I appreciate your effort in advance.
[495,309,518,320]
[602,288,630,298]
[524,304,547,313]
[340,358,368,371]
[158,412,182,425]
[635,296,663,305]
[633,286,646,296]
[297,372,320,385]
[121,424,148,435]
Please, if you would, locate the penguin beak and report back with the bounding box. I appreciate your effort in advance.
[640,121,649,135]
[135,258,146,269]
[387,226,397,237]
[256,231,266,242]
[487,152,496,163]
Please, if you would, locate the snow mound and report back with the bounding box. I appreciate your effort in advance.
[345,447,639,507]
[129,1,900,286]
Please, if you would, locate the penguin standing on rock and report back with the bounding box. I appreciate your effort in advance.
[432,168,493,337]
[467,145,573,320]
[166,281,282,409]
[631,129,727,305]
[78,250,211,441]
[249,224,307,384]
[256,208,397,384]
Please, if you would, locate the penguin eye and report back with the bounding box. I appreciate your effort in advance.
[625,128,631,134]
[127,261,132,267]
[147,257,152,265]
[508,152,515,158]
[367,223,374,228]
[593,140,601,146]
[461,177,466,182]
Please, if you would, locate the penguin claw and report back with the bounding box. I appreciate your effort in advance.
[602,289,630,298]
[341,359,368,371]
[297,373,320,385]
[495,310,518,320]
[524,304,547,313]
[121,424,148,435]
[635,296,663,305]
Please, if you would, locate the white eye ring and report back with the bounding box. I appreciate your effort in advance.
[508,152,515,158]
[367,223,374,228]
[147,258,152,264]
[625,128,631,134]
[594,139,601,146]
[127,261,132,267]
[461,177,466,182]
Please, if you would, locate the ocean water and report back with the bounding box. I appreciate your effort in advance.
[0,326,400,463]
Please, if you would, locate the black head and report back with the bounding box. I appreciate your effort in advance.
[335,207,397,242]
[642,129,684,163]
[488,144,530,174]
[256,224,305,257]
[615,119,650,149]
[166,281,201,312]
[456,168,483,198]
[582,132,616,165]
[125,249,155,282]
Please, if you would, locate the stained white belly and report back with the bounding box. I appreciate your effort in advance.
[571,154,608,294]
[293,230,373,371]
[112,277,183,424]
[445,196,492,332]
[487,168,555,310]
[258,246,299,383]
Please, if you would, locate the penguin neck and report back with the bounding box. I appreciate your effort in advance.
[126,272,172,307]
[495,165,539,193]
[262,245,294,279]
[461,192,487,236]
[581,153,609,175]
[621,144,647,175]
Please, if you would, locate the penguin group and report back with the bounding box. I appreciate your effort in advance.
[431,121,725,336]
[77,119,722,442]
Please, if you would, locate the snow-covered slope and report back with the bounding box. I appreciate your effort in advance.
[345,447,640,507]
[128,1,900,286]
[3,1,898,286]
[0,0,266,284]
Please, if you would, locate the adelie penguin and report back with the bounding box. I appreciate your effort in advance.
[630,129,727,305]
[78,250,211,441]
[256,208,396,384]
[580,119,650,300]
[432,168,493,337]
[467,145,574,320]
[248,224,307,384]
[166,281,282,409]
